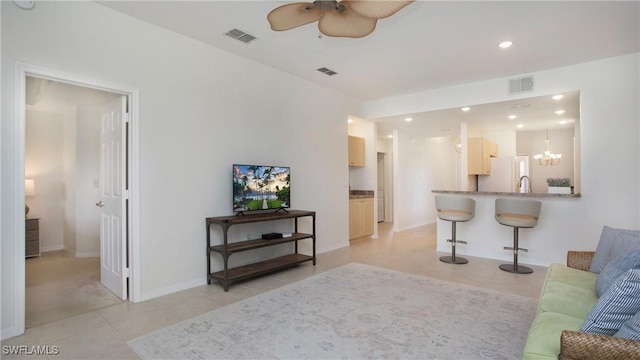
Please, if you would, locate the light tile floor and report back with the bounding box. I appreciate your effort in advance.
[2,222,547,359]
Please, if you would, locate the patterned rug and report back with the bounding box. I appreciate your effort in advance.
[128,263,536,359]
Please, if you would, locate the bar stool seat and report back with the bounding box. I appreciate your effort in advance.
[436,195,476,265]
[495,198,541,274]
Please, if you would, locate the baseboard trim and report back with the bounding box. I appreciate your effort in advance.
[40,245,64,253]
[139,278,207,303]
[75,251,100,258]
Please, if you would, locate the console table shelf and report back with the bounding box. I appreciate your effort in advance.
[210,253,313,284]
[206,210,316,291]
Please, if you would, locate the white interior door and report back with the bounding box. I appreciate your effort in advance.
[99,95,128,300]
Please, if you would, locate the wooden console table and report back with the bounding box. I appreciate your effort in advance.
[206,210,316,291]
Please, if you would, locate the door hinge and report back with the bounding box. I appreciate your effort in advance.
[124,112,130,123]
[124,267,131,278]
[124,190,130,199]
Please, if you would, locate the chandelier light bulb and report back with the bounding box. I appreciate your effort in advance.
[534,130,562,165]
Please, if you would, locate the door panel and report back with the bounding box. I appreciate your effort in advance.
[99,95,127,300]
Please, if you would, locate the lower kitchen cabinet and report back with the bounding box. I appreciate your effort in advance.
[349,198,374,240]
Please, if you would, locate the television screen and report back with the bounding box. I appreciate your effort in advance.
[233,164,290,212]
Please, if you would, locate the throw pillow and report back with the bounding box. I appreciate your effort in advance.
[595,247,640,297]
[590,226,640,274]
[581,269,640,336]
[615,311,640,340]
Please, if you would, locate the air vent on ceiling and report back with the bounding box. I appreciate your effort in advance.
[507,103,531,110]
[317,67,338,76]
[509,76,534,94]
[225,28,256,44]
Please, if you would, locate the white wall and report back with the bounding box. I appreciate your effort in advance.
[75,105,101,257]
[25,104,101,256]
[62,104,77,253]
[25,110,65,251]
[393,132,458,231]
[2,1,363,338]
[367,53,640,264]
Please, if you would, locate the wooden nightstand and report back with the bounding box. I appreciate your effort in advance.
[26,218,40,258]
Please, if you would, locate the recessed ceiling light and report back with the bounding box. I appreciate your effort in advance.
[498,41,513,49]
[405,117,413,122]
[552,94,564,100]
[461,106,471,112]
[347,118,353,123]
[387,135,393,139]
[559,120,568,125]
[508,115,517,120]
[517,124,524,128]
[555,110,565,115]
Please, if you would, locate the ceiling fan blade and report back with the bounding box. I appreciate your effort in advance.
[267,2,323,31]
[343,0,415,19]
[318,6,377,38]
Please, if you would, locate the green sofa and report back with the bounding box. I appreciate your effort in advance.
[523,251,640,359]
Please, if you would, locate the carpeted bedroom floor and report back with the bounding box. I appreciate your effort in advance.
[2,222,547,359]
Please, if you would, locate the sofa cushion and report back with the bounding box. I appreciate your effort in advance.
[535,264,597,316]
[523,311,584,360]
[596,247,640,296]
[546,263,598,290]
[582,269,640,336]
[539,281,598,319]
[615,311,640,340]
[590,226,640,274]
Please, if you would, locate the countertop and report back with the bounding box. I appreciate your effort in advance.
[432,190,581,198]
[350,190,374,199]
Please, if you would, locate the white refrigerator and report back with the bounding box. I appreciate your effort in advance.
[478,157,521,193]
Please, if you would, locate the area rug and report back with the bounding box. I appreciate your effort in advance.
[128,263,537,359]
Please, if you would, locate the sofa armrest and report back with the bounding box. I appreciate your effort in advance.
[559,330,640,360]
[566,251,596,271]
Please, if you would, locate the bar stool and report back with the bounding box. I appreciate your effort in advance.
[435,195,476,264]
[495,198,541,274]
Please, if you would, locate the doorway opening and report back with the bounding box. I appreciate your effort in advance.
[24,77,127,327]
[13,63,140,337]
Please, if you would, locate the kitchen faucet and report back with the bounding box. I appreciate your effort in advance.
[518,175,531,193]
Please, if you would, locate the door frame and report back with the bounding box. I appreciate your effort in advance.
[13,62,141,335]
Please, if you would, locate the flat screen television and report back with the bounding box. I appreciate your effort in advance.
[233,164,290,213]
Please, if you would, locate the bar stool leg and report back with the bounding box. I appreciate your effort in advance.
[499,227,533,274]
[440,221,468,265]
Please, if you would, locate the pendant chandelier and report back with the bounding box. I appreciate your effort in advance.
[534,129,561,166]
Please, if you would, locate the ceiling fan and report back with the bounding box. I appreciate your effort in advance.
[267,0,415,38]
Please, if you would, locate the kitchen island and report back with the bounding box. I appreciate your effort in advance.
[432,190,582,267]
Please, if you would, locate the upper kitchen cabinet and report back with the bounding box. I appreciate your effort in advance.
[348,135,365,167]
[468,137,498,175]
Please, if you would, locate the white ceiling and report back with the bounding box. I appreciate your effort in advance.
[93,1,638,138]
[17,1,627,137]
[374,90,580,138]
[96,1,639,101]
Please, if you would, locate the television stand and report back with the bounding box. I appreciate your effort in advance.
[206,210,316,291]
